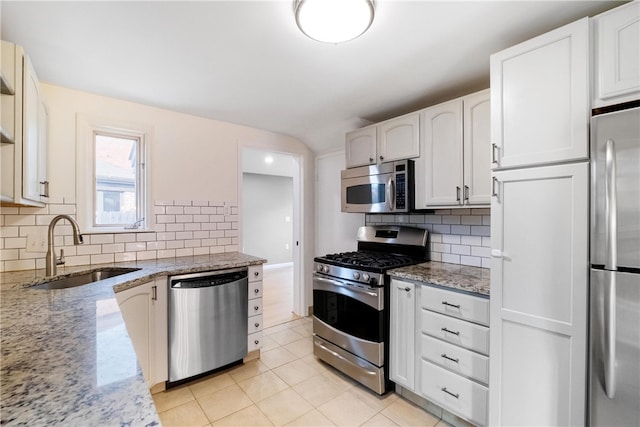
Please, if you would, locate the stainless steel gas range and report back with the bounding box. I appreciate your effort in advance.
[312,225,429,394]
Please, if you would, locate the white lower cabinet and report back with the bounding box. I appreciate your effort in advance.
[420,360,488,427]
[390,278,490,426]
[390,279,416,390]
[115,277,168,388]
[247,265,264,352]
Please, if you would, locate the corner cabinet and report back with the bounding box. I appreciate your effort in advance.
[115,278,168,388]
[414,89,491,209]
[592,1,640,108]
[345,112,419,168]
[247,265,264,353]
[0,41,49,206]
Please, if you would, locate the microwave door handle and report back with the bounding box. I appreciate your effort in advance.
[386,177,395,211]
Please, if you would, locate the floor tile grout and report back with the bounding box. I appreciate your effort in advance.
[155,316,447,427]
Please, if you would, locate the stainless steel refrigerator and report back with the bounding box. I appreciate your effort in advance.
[589,106,640,426]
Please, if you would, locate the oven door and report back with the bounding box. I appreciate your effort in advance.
[312,274,385,365]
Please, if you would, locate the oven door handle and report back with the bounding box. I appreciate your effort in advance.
[314,276,382,310]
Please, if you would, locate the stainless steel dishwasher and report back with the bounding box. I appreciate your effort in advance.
[168,267,248,385]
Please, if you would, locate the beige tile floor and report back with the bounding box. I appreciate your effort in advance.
[153,317,450,427]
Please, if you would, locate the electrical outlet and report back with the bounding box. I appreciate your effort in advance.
[26,229,47,253]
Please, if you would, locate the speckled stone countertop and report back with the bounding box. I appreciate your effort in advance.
[0,252,266,426]
[389,261,490,296]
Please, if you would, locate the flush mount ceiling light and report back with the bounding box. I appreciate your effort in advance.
[295,0,375,44]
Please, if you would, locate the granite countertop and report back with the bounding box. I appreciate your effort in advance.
[389,261,490,296]
[0,252,266,426]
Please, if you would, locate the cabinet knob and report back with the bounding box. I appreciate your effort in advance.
[379,155,384,161]
[254,271,260,277]
[254,306,259,311]
[369,157,374,163]
[254,340,260,345]
[404,287,411,292]
[254,288,260,294]
[254,322,260,328]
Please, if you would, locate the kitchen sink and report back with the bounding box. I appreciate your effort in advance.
[31,267,141,290]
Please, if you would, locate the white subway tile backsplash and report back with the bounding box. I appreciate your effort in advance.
[115,233,137,243]
[442,215,461,225]
[193,247,210,256]
[125,242,147,252]
[165,223,184,232]
[91,254,115,265]
[102,243,126,254]
[136,233,156,242]
[451,225,471,235]
[365,208,491,269]
[442,253,460,264]
[176,215,193,223]
[166,206,184,215]
[115,252,137,262]
[136,251,157,261]
[48,204,76,215]
[175,248,193,257]
[91,234,114,245]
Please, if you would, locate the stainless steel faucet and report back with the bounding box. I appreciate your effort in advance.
[46,214,84,276]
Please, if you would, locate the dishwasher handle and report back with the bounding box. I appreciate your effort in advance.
[170,268,248,289]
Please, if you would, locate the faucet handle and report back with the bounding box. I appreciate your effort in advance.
[57,249,66,266]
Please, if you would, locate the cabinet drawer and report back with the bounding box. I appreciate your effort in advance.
[249,280,263,299]
[248,331,263,352]
[421,309,489,355]
[248,315,263,334]
[249,265,263,282]
[420,359,488,426]
[421,333,489,385]
[248,298,263,316]
[421,285,489,326]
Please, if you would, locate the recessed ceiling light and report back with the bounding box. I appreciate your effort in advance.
[265,156,274,164]
[295,0,375,44]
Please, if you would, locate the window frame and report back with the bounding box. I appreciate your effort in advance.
[76,114,152,234]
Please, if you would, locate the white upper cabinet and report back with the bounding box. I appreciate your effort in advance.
[345,126,377,168]
[417,99,463,207]
[490,18,589,169]
[592,1,640,108]
[463,90,491,205]
[377,113,420,163]
[0,41,49,206]
[345,112,419,168]
[415,89,490,209]
[22,55,48,204]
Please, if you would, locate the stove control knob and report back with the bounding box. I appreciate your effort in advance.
[353,272,360,280]
[317,264,324,272]
[369,277,378,286]
[322,265,330,274]
[362,273,370,282]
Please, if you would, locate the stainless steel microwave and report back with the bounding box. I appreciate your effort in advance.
[341,160,413,213]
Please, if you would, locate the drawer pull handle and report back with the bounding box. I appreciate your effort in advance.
[441,387,459,399]
[441,327,460,336]
[442,301,460,309]
[441,353,459,363]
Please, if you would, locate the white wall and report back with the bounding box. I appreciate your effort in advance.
[242,173,293,265]
[315,150,363,256]
[1,83,316,295]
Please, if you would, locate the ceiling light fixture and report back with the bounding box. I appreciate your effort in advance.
[264,155,274,164]
[295,0,375,44]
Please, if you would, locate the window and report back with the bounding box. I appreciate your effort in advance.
[77,115,151,233]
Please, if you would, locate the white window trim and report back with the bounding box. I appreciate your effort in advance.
[76,113,153,234]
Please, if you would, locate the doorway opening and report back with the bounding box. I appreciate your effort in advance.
[241,148,303,328]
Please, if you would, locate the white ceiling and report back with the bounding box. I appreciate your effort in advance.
[1,1,625,154]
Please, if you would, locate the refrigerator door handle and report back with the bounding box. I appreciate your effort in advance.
[605,139,617,271]
[603,270,617,399]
